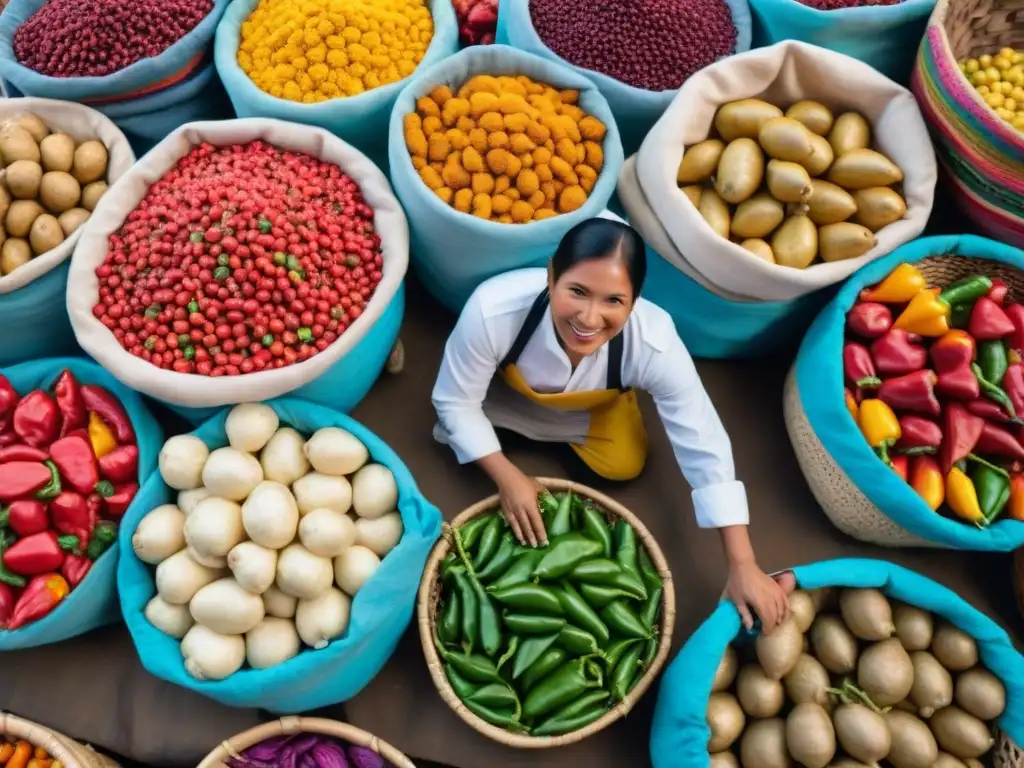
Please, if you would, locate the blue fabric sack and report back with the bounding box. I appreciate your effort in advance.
[388,44,624,314]
[496,0,752,156]
[0,358,163,650]
[797,234,1024,550]
[0,0,229,101]
[748,0,934,84]
[214,0,459,166]
[0,262,77,367]
[650,558,1024,767]
[118,398,443,712]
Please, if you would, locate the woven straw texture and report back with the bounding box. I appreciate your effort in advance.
[416,478,676,748]
[786,252,1024,545]
[998,728,1024,767]
[0,713,120,767]
[197,717,415,768]
[911,0,1024,246]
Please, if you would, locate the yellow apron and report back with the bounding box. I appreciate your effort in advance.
[498,289,648,481]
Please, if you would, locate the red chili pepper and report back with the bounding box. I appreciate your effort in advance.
[80,385,135,445]
[97,444,138,485]
[0,375,19,424]
[988,279,1009,305]
[969,297,1016,341]
[2,531,77,575]
[931,329,976,373]
[12,391,61,448]
[7,573,69,630]
[0,431,17,448]
[0,582,16,628]
[844,342,881,390]
[966,398,1020,424]
[1003,363,1024,417]
[895,415,943,453]
[870,329,928,376]
[49,491,95,548]
[4,500,49,538]
[846,302,893,339]
[940,403,986,473]
[0,444,48,463]
[53,369,88,438]
[103,483,138,519]
[937,362,981,401]
[49,434,100,495]
[61,554,92,589]
[974,421,1024,461]
[0,462,53,503]
[878,370,941,416]
[1006,304,1024,356]
[890,453,909,481]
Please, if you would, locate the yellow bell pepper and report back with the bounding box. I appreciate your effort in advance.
[893,288,951,337]
[88,411,117,458]
[858,398,901,464]
[946,465,984,524]
[860,263,927,303]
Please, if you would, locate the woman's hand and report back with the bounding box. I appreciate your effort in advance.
[496,468,548,548]
[725,563,795,634]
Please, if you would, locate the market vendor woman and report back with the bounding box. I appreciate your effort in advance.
[432,215,794,632]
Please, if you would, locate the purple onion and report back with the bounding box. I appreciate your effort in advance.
[312,742,351,768]
[347,746,386,768]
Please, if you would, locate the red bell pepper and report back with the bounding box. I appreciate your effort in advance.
[103,483,138,519]
[49,491,95,548]
[1006,303,1024,355]
[0,444,48,463]
[0,376,19,424]
[4,500,49,538]
[0,582,16,627]
[878,370,941,416]
[49,434,99,495]
[931,329,976,372]
[937,365,982,401]
[80,385,135,445]
[7,572,69,630]
[1003,364,1024,417]
[0,533,25,588]
[61,554,92,588]
[870,329,928,376]
[53,369,88,438]
[974,421,1024,461]
[988,279,1009,305]
[969,297,1016,340]
[97,445,138,485]
[844,342,881,389]
[891,454,909,481]
[0,462,53,502]
[940,403,986,473]
[2,531,77,575]
[12,391,61,449]
[0,432,17,447]
[846,302,893,339]
[895,415,942,453]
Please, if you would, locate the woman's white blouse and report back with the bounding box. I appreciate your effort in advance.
[431,268,750,529]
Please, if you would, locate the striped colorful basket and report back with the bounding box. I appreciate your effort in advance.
[911,0,1024,245]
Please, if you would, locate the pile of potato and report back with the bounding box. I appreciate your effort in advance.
[0,113,110,276]
[706,587,1008,767]
[678,99,908,269]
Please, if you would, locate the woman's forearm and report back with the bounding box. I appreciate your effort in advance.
[719,524,756,568]
[476,451,518,486]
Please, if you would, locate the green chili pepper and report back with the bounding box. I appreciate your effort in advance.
[35,461,62,499]
[533,533,604,581]
[458,514,496,553]
[452,570,478,652]
[603,638,641,670]
[473,516,503,571]
[972,363,1016,416]
[487,583,564,615]
[641,636,658,669]
[611,642,644,700]
[462,698,529,732]
[453,526,503,657]
[970,461,1011,523]
[556,580,610,645]
[601,600,651,639]
[477,533,516,582]
[578,583,636,609]
[548,491,573,538]
[497,636,519,670]
[523,654,604,719]
[979,340,1010,386]
[538,490,559,525]
[950,303,973,329]
[567,558,623,584]
[579,502,612,558]
[438,590,461,646]
[468,682,522,715]
[503,613,566,635]
[445,665,480,700]
[613,520,639,573]
[441,553,458,580]
[640,583,663,632]
[531,694,610,737]
[637,546,661,587]
[939,275,993,307]
[490,548,544,590]
[557,625,602,656]
[434,633,502,684]
[607,570,648,601]
[520,646,566,690]
[512,633,561,680]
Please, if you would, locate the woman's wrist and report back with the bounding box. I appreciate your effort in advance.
[476,451,518,488]
[719,524,757,568]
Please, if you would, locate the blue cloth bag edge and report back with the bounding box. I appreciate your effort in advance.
[117,397,443,711]
[649,558,1024,768]
[796,233,1024,551]
[0,357,162,650]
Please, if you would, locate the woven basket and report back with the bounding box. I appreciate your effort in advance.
[197,717,415,768]
[0,713,121,768]
[416,477,676,748]
[785,252,1024,546]
[998,728,1024,767]
[911,0,1024,246]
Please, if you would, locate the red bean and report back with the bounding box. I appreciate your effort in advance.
[92,140,384,376]
[529,0,736,91]
[14,0,214,78]
[796,0,903,8]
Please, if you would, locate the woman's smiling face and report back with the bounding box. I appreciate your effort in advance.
[548,254,634,361]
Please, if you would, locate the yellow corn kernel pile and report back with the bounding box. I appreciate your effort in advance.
[238,0,434,104]
[960,47,1024,131]
[403,74,607,224]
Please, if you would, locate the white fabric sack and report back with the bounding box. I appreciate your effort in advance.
[0,98,135,294]
[634,40,937,302]
[68,118,409,408]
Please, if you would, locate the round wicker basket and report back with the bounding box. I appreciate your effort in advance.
[998,728,1024,768]
[416,477,676,748]
[196,717,415,768]
[0,713,120,768]
[785,252,1024,547]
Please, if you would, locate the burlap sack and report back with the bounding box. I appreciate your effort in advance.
[631,39,937,302]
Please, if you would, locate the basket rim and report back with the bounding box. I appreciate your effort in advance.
[415,477,677,749]
[0,713,90,767]
[196,717,415,768]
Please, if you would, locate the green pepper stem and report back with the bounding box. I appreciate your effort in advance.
[966,452,1011,478]
[452,525,478,577]
[840,680,888,715]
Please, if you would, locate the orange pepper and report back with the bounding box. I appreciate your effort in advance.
[910,455,945,511]
[32,748,46,761]
[891,454,909,482]
[88,411,118,458]
[1009,472,1024,521]
[0,744,14,764]
[8,742,31,768]
[27,759,52,768]
[860,263,927,303]
[844,388,859,422]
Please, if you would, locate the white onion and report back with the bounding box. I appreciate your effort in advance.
[333,545,380,596]
[159,435,209,491]
[303,427,368,476]
[260,427,310,486]
[225,403,279,453]
[351,464,398,520]
[202,447,264,501]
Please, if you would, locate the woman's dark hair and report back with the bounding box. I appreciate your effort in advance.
[550,218,647,298]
